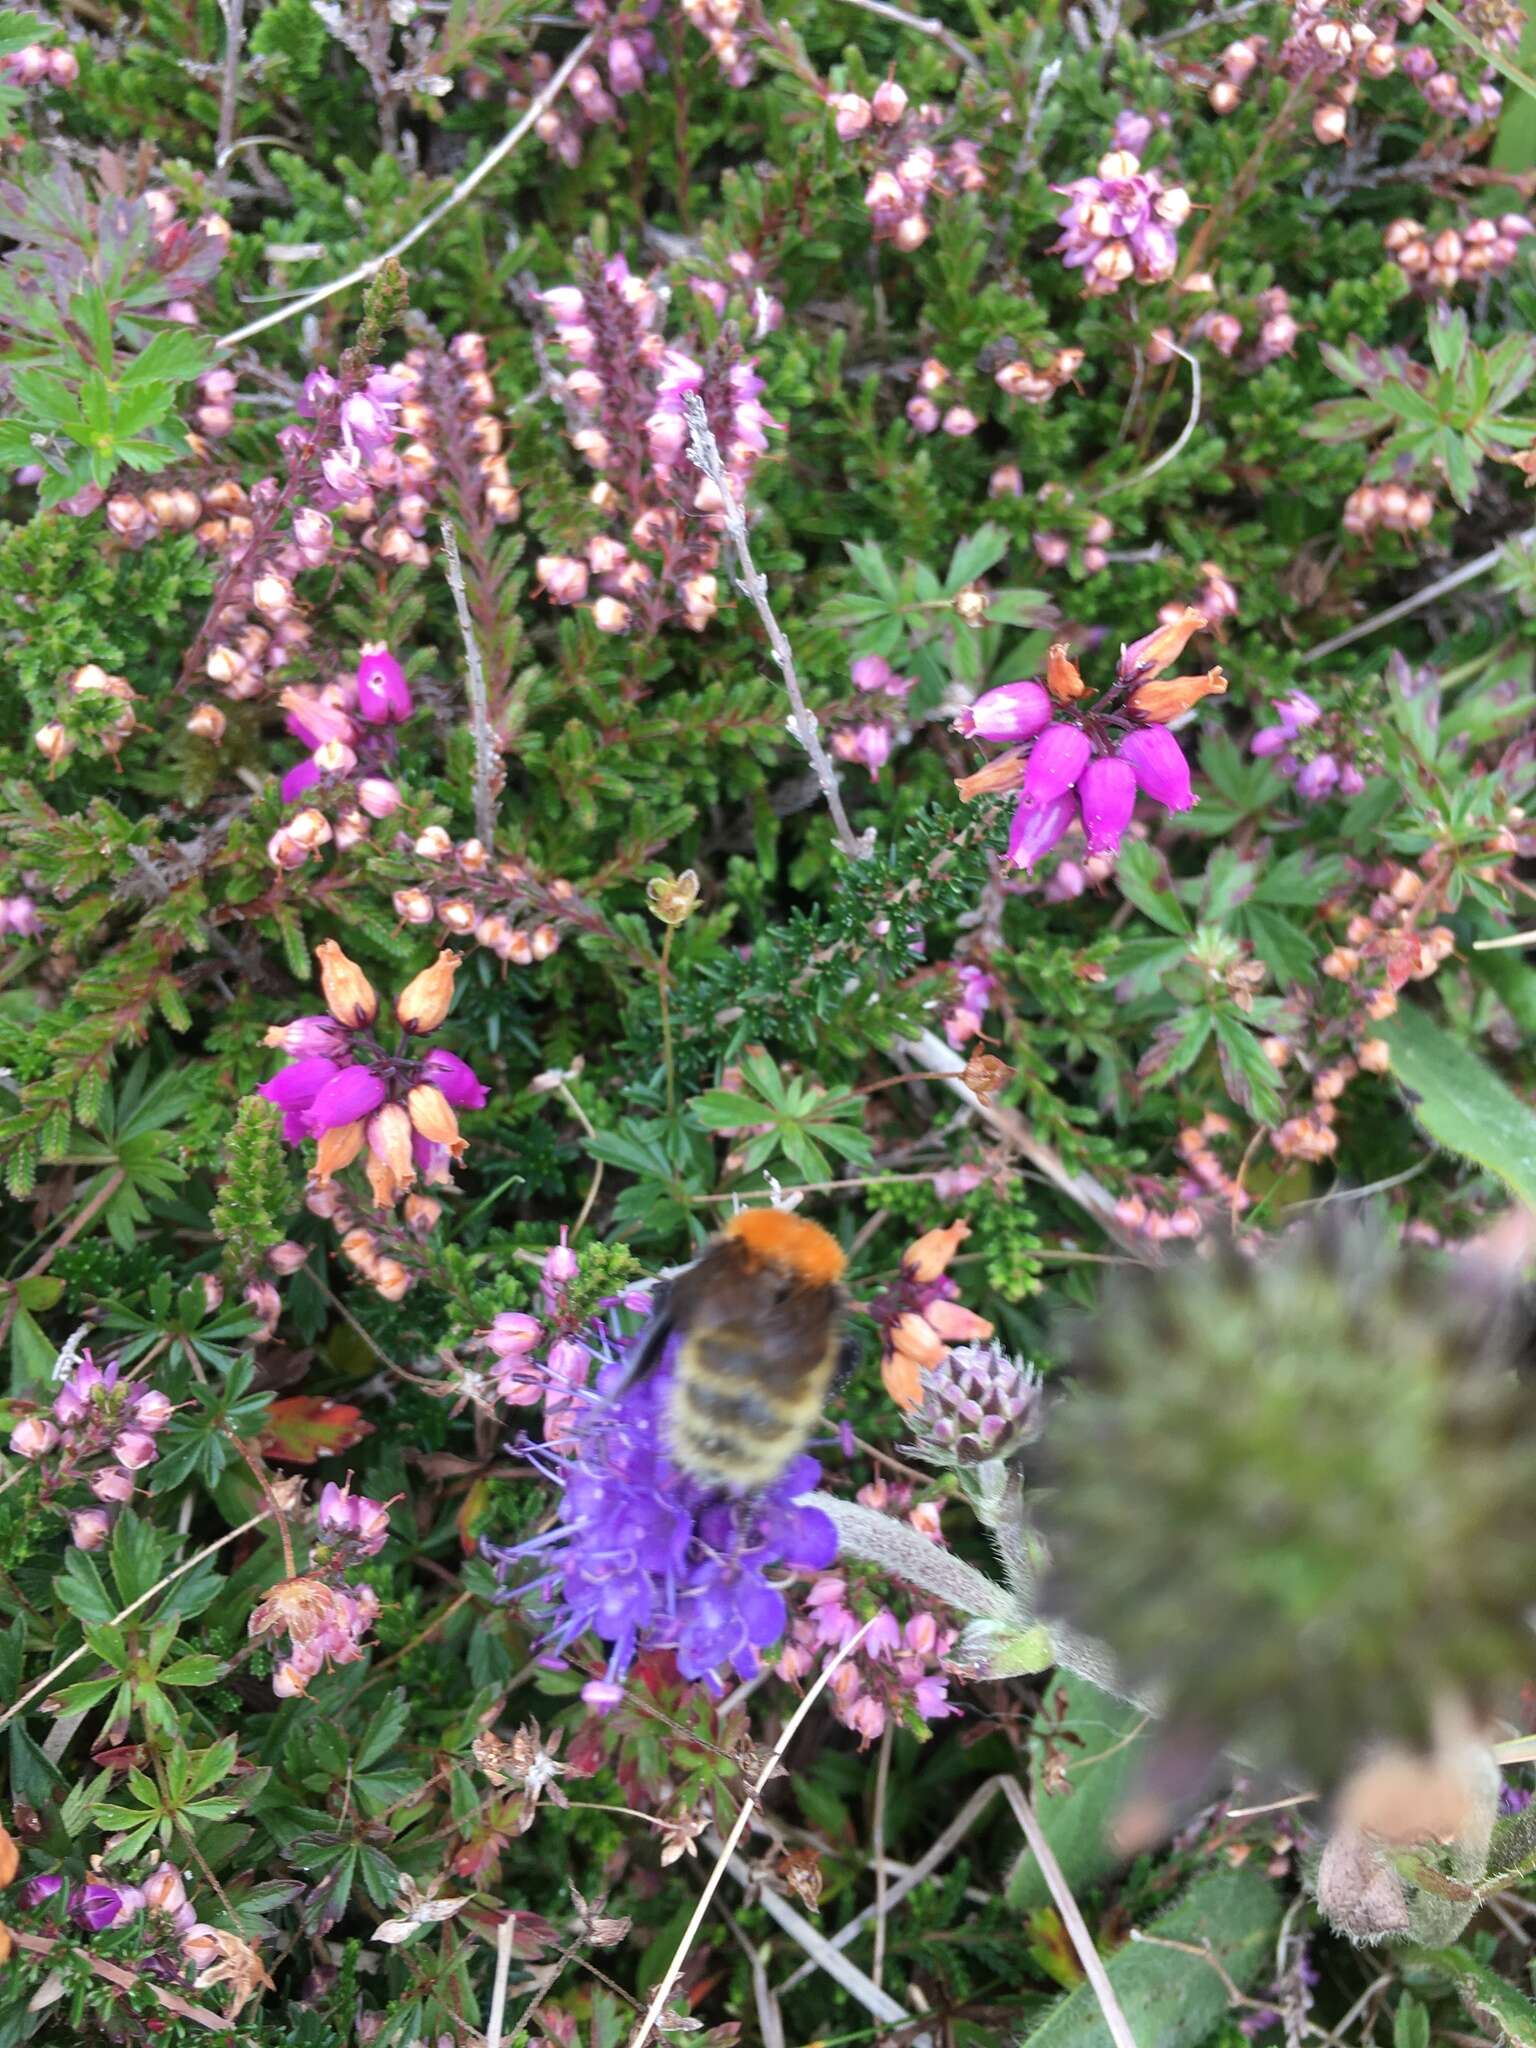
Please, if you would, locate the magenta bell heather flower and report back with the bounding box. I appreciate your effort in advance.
[257,1055,340,1141]
[1023,723,1092,806]
[1007,792,1078,872]
[488,1312,837,1704]
[22,1873,64,1908]
[305,1064,386,1135]
[356,642,412,724]
[1118,726,1194,812]
[1295,753,1340,801]
[421,1048,489,1109]
[956,680,1053,744]
[954,620,1226,873]
[1078,756,1137,855]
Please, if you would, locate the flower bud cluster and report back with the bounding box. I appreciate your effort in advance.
[393,837,568,966]
[679,0,754,85]
[8,1352,175,1550]
[871,1222,995,1412]
[839,75,985,254]
[1187,287,1299,369]
[687,251,784,342]
[1342,476,1437,539]
[257,941,486,1227]
[3,41,80,91]
[537,252,776,634]
[519,12,664,167]
[1114,1110,1251,1242]
[249,1483,393,1696]
[778,1479,960,1744]
[266,645,411,870]
[1250,688,1374,802]
[953,611,1226,872]
[33,663,142,772]
[1384,212,1533,295]
[1052,138,1190,295]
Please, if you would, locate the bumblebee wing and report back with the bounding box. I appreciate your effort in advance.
[607,1280,675,1396]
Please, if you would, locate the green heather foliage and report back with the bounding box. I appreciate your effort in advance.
[2,0,1536,2041]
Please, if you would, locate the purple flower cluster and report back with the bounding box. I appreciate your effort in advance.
[248,1482,393,1697]
[9,1352,174,1549]
[520,9,665,167]
[295,365,407,506]
[3,40,78,89]
[258,939,486,1214]
[535,254,778,635]
[843,75,987,253]
[1251,691,1370,802]
[829,652,915,781]
[1052,143,1190,295]
[488,1314,838,1706]
[267,645,411,871]
[953,613,1228,872]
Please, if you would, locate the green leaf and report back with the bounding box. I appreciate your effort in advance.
[1022,1868,1281,2048]
[1410,1945,1536,2047]
[110,1510,168,1609]
[54,1547,117,1626]
[1211,1011,1285,1126]
[1009,1677,1147,1914]
[945,523,1011,592]
[1395,1994,1431,2048]
[119,327,214,388]
[159,1653,225,1686]
[1378,1005,1536,1208]
[1115,839,1189,935]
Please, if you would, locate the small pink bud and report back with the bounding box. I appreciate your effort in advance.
[10,1415,58,1459]
[268,1241,309,1275]
[113,1429,158,1471]
[871,78,908,123]
[92,1465,136,1503]
[70,1508,112,1549]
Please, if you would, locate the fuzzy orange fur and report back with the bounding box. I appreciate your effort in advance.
[722,1209,846,1285]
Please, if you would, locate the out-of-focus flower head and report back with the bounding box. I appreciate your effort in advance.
[1052,142,1191,295]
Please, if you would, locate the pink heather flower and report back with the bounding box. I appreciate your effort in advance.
[484,1311,543,1359]
[316,1480,391,1556]
[1052,148,1189,295]
[280,758,320,803]
[72,1882,143,1932]
[420,1048,488,1109]
[832,722,893,778]
[906,396,940,434]
[131,1388,175,1430]
[143,1864,189,1917]
[1023,723,1092,805]
[1112,109,1155,155]
[258,1057,340,1143]
[851,653,893,693]
[357,776,401,818]
[956,680,1052,743]
[0,895,42,936]
[268,1016,351,1060]
[871,78,908,123]
[70,1508,111,1550]
[1295,753,1340,801]
[92,1465,136,1503]
[305,1065,387,1135]
[543,1229,579,1291]
[865,1608,902,1659]
[607,34,644,94]
[10,1416,59,1459]
[356,643,412,723]
[113,1429,158,1471]
[1078,756,1137,855]
[834,91,873,138]
[1007,791,1078,871]
[1118,727,1194,812]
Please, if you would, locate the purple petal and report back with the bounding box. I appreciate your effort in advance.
[1119,726,1194,812]
[1078,756,1137,856]
[421,1048,488,1109]
[1007,791,1078,871]
[280,757,321,802]
[960,680,1053,744]
[305,1065,386,1134]
[357,646,412,724]
[1023,723,1092,805]
[257,1057,339,1110]
[779,1502,838,1570]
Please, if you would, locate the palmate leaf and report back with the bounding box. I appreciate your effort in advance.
[1379,1004,1536,1208]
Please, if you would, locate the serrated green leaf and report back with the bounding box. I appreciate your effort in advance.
[1115,839,1189,935]
[1378,1004,1536,1208]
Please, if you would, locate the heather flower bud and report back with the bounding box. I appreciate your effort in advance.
[1046,644,1088,703]
[591,596,631,633]
[10,1415,59,1459]
[114,1429,158,1470]
[871,78,907,122]
[268,1241,309,1275]
[1312,102,1348,143]
[834,91,872,137]
[1127,666,1228,723]
[35,721,72,766]
[315,939,378,1027]
[69,1507,112,1549]
[186,703,226,742]
[396,948,460,1034]
[909,1343,1043,1467]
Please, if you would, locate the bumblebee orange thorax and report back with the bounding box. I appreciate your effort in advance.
[721,1209,846,1287]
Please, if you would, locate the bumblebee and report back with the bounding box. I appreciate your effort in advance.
[625,1210,853,1494]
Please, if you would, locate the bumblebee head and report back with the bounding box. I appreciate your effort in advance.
[722,1209,846,1288]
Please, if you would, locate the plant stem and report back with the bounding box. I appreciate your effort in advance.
[660,924,677,1117]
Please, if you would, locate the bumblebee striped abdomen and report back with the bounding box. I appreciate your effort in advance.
[667,1321,840,1492]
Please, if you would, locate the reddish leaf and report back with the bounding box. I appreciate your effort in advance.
[259,1396,373,1464]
